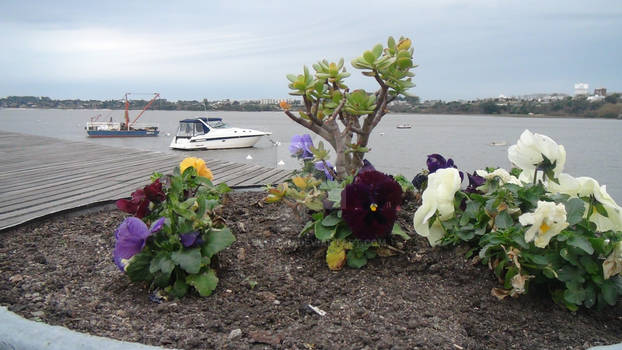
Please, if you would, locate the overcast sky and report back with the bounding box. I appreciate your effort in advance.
[1,0,620,101]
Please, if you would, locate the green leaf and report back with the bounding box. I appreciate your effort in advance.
[186,269,219,297]
[363,50,376,64]
[580,256,600,275]
[171,248,202,274]
[321,213,341,227]
[371,44,383,58]
[567,235,594,255]
[346,250,367,268]
[169,279,189,298]
[563,287,586,305]
[202,227,235,258]
[125,251,153,282]
[601,279,618,306]
[314,221,335,241]
[584,284,597,308]
[391,223,410,240]
[300,220,315,236]
[557,265,586,284]
[565,198,586,225]
[149,253,175,275]
[494,210,513,229]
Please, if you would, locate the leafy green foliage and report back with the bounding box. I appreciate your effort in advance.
[422,157,622,310]
[122,160,234,298]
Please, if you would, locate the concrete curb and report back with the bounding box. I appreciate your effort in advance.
[0,307,177,350]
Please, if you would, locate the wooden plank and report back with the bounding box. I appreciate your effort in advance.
[0,131,292,231]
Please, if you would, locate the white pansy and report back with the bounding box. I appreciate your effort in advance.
[603,241,622,280]
[576,177,622,232]
[508,130,566,182]
[547,174,622,232]
[519,201,569,248]
[475,168,521,186]
[413,168,462,246]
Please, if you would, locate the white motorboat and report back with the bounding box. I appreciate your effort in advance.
[169,117,272,150]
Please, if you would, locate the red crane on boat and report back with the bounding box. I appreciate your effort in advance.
[123,92,160,130]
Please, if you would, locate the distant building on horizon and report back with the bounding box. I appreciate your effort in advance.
[594,88,607,97]
[574,83,589,96]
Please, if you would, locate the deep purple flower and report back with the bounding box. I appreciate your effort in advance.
[315,161,335,181]
[358,159,376,175]
[180,231,204,248]
[113,217,165,271]
[116,189,150,218]
[341,170,403,241]
[289,134,314,159]
[426,154,464,182]
[465,172,485,193]
[144,179,165,203]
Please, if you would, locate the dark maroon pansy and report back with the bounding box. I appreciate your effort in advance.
[116,188,150,218]
[144,179,166,203]
[341,170,403,241]
[426,153,464,181]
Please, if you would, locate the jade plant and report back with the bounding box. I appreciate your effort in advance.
[413,130,622,310]
[280,35,417,179]
[114,157,234,298]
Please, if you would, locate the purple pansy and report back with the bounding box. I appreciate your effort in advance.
[341,170,403,241]
[426,154,464,181]
[465,172,485,193]
[113,217,165,271]
[315,161,335,181]
[180,231,204,248]
[289,134,314,159]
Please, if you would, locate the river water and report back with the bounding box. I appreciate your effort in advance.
[1,109,621,201]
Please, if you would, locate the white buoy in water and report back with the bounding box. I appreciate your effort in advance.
[277,160,285,166]
[246,155,253,160]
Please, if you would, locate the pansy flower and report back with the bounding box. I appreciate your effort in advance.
[426,154,464,181]
[116,188,150,218]
[341,169,403,241]
[315,161,335,181]
[144,178,166,203]
[288,134,314,159]
[465,172,486,193]
[113,217,165,271]
[180,231,205,248]
[518,201,568,248]
[180,157,214,180]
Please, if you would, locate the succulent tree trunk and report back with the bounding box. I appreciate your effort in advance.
[282,36,416,179]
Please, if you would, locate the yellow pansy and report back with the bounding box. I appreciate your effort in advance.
[180,157,214,180]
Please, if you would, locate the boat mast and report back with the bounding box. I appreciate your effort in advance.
[124,93,130,130]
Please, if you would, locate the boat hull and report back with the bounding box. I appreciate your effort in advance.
[87,130,159,137]
[170,134,265,150]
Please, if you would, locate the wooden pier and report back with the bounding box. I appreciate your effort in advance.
[0,131,292,231]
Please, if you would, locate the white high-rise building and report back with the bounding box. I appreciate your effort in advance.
[574,83,589,96]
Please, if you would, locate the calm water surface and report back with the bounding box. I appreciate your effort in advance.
[1,109,621,200]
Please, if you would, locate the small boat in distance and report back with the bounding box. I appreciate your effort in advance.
[169,117,272,150]
[396,123,412,129]
[86,93,160,137]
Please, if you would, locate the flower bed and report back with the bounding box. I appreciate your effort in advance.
[1,192,621,349]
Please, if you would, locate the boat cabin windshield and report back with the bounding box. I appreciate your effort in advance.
[176,122,207,137]
[207,120,229,129]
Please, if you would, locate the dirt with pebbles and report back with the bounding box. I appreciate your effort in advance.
[1,191,621,349]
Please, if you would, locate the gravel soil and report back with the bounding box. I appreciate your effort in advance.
[1,191,621,349]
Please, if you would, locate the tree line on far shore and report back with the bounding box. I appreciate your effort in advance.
[2,94,621,118]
